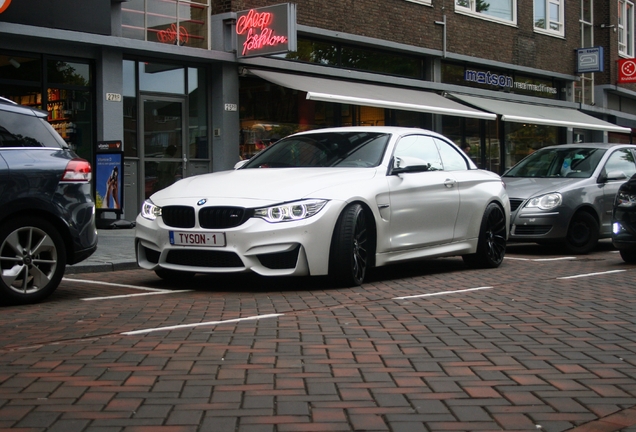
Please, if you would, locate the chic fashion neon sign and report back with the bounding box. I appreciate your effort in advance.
[236,9,288,56]
[157,23,189,46]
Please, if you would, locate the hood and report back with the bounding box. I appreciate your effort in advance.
[503,177,585,199]
[150,168,378,207]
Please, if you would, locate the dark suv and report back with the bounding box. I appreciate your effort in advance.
[613,173,636,263]
[0,98,97,304]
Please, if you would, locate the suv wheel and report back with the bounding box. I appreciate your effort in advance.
[0,217,67,304]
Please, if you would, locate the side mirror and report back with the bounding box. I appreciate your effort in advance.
[391,156,432,174]
[599,170,628,183]
[234,160,249,170]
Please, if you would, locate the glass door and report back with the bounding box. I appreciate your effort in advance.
[141,95,187,200]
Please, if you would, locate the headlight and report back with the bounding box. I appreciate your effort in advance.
[141,199,162,220]
[525,193,562,210]
[254,199,328,223]
[616,191,636,207]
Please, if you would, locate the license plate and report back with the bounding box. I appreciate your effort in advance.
[169,231,226,247]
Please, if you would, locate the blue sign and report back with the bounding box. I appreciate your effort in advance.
[576,47,604,73]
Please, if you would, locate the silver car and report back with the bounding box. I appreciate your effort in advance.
[503,143,636,254]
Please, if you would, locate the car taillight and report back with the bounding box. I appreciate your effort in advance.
[61,158,92,182]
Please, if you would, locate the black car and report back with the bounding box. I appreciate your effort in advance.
[612,173,636,263]
[0,98,97,304]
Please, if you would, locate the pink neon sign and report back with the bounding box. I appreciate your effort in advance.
[235,4,296,58]
[157,23,189,46]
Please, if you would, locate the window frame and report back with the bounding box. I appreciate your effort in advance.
[404,0,432,5]
[619,0,635,57]
[534,0,565,37]
[455,0,517,26]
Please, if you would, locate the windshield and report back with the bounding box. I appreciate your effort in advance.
[504,147,606,178]
[242,132,390,169]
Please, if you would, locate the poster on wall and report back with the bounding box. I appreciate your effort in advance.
[95,150,123,213]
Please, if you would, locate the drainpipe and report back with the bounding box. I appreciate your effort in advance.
[435,14,447,58]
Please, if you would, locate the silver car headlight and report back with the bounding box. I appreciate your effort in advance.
[254,199,328,223]
[616,191,636,208]
[525,193,562,210]
[141,199,162,220]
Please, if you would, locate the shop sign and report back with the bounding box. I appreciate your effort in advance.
[235,3,297,58]
[576,47,604,73]
[617,58,636,84]
[464,69,558,95]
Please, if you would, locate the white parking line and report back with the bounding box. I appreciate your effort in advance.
[393,286,493,300]
[557,269,626,279]
[505,257,575,261]
[533,257,576,261]
[82,291,193,301]
[63,278,167,292]
[121,313,284,336]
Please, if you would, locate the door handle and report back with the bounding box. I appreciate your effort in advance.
[444,179,457,188]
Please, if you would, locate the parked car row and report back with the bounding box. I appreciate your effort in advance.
[4,96,636,305]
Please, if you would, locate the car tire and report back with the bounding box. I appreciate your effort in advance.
[620,250,636,263]
[154,268,196,282]
[564,211,599,254]
[330,203,369,286]
[0,217,66,305]
[463,203,507,268]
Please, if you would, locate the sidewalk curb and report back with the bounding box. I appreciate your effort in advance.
[65,262,139,275]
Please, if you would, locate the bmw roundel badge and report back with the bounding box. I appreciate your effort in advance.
[197,199,207,206]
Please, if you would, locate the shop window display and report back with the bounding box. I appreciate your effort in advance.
[239,77,398,161]
[0,55,94,162]
[505,122,558,169]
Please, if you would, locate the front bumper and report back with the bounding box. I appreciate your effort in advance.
[612,208,636,251]
[135,201,343,277]
[509,208,569,241]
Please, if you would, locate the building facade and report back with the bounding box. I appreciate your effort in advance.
[0,0,633,221]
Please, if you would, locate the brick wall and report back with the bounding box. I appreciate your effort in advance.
[221,0,582,76]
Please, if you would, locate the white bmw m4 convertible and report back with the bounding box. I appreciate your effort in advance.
[135,126,510,286]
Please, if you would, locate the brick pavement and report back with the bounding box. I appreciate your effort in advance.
[1,242,636,431]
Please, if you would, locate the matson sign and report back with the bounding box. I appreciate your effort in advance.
[235,3,297,58]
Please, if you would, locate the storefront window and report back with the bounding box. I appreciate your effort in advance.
[392,110,429,128]
[485,121,501,173]
[0,55,42,84]
[121,0,210,49]
[0,54,94,162]
[139,62,185,94]
[442,116,484,168]
[284,39,338,65]
[505,122,558,169]
[47,60,91,86]
[188,67,208,159]
[282,38,422,79]
[340,46,422,78]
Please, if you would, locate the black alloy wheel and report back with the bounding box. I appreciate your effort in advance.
[463,203,507,268]
[330,203,369,286]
